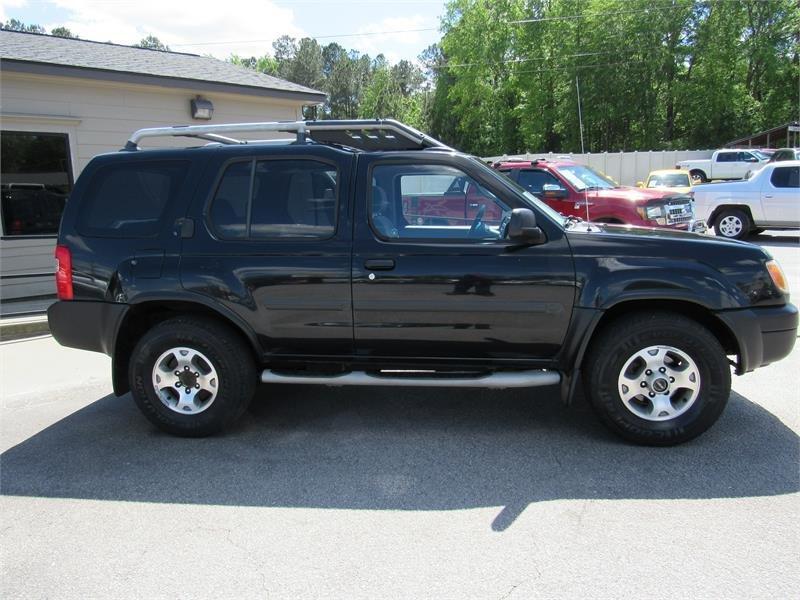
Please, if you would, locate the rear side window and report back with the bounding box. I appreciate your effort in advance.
[209,159,338,240]
[78,161,188,238]
[770,166,800,188]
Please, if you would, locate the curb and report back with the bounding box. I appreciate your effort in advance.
[0,315,50,341]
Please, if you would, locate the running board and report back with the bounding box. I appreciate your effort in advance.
[260,369,560,389]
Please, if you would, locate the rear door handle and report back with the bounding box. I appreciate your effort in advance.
[364,259,395,271]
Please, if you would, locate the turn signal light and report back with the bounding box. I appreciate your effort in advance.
[766,259,789,294]
[55,245,73,300]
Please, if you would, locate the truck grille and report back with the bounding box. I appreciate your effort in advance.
[666,203,693,224]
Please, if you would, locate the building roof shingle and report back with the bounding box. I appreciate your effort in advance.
[0,29,325,102]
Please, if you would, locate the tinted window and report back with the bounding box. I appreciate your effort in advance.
[209,161,251,239]
[1,131,72,236]
[716,152,736,163]
[371,163,510,241]
[770,166,800,188]
[209,159,337,240]
[251,160,337,239]
[517,169,562,194]
[78,161,188,238]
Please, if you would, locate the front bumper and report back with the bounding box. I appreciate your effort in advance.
[716,303,798,374]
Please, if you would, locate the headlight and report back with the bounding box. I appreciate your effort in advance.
[766,259,789,294]
[645,206,663,219]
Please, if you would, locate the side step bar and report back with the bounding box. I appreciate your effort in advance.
[260,369,560,389]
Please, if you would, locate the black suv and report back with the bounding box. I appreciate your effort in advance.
[48,120,797,445]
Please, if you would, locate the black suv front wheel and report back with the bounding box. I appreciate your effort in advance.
[584,312,731,446]
[129,316,256,436]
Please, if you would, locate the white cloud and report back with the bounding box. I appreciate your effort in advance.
[350,15,436,64]
[1,0,31,24]
[45,0,304,58]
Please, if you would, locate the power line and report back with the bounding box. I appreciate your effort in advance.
[508,4,690,24]
[171,26,439,48]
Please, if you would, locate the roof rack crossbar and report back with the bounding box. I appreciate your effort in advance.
[123,119,452,151]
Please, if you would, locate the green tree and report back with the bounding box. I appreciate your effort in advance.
[135,35,170,51]
[1,19,46,33]
[50,26,78,38]
[230,54,278,76]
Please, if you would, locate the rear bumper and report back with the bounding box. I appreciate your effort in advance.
[716,303,798,374]
[47,300,128,356]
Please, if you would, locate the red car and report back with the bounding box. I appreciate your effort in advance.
[493,158,699,230]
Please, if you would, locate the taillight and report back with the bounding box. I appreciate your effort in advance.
[55,245,73,300]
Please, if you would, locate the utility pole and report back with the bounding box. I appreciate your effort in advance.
[576,75,585,154]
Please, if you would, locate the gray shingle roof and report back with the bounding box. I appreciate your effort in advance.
[0,30,325,101]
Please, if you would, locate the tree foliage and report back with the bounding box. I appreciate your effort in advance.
[135,35,170,51]
[429,0,800,154]
[1,19,46,34]
[230,37,430,125]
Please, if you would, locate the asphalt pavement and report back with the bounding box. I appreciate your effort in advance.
[1,232,798,599]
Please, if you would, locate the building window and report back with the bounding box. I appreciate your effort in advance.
[0,131,73,236]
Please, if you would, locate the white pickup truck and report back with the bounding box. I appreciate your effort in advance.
[693,160,800,239]
[677,149,769,183]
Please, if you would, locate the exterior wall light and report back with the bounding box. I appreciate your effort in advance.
[190,96,214,120]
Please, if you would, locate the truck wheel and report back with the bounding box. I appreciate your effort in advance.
[714,208,751,240]
[690,170,707,184]
[129,316,256,437]
[584,312,731,446]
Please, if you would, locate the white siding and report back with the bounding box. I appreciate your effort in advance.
[0,71,309,301]
[1,71,306,174]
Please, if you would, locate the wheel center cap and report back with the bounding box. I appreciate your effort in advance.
[652,378,669,393]
[179,371,198,388]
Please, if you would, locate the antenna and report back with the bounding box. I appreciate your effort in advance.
[576,76,585,154]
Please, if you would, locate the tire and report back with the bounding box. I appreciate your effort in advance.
[583,312,731,446]
[714,208,751,240]
[129,316,256,437]
[690,170,707,184]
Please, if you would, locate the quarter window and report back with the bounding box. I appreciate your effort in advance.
[370,163,510,241]
[1,131,72,236]
[209,159,337,240]
[770,166,800,189]
[78,160,188,238]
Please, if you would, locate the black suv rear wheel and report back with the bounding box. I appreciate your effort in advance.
[584,312,731,446]
[129,316,256,436]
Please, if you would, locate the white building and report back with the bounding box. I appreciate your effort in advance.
[0,30,325,313]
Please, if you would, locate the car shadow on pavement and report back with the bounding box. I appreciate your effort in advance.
[747,233,799,247]
[1,385,797,531]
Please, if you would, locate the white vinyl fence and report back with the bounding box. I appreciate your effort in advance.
[485,150,715,187]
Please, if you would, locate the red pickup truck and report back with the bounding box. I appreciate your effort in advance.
[493,158,700,230]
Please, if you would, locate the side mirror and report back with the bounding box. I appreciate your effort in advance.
[636,181,644,188]
[541,183,569,200]
[506,208,547,245]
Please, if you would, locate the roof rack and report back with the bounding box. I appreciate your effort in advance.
[124,119,453,152]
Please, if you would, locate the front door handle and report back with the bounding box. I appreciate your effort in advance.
[365,259,395,271]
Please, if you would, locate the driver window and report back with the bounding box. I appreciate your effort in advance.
[370,163,511,241]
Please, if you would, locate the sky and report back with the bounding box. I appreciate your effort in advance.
[1,0,448,64]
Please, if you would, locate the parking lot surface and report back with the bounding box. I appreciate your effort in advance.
[1,233,798,599]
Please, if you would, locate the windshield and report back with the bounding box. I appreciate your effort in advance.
[647,173,690,188]
[557,165,616,190]
[752,150,772,160]
[468,157,565,226]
